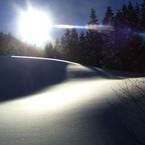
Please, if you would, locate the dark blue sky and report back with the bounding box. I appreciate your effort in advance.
[0,0,143,40]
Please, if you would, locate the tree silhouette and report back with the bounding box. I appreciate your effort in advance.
[45,42,54,58]
[60,29,71,60]
[127,1,136,30]
[134,3,141,31]
[88,8,98,25]
[86,8,103,66]
[54,39,62,59]
[69,28,79,62]
[102,6,114,25]
[140,0,145,31]
[78,31,87,64]
[43,2,145,73]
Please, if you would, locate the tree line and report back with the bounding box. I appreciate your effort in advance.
[0,32,43,57]
[0,1,145,74]
[45,0,145,73]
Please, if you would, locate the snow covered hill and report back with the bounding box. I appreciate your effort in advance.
[0,56,145,145]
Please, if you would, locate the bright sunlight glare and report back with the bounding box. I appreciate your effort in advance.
[55,24,114,31]
[18,7,52,46]
[17,4,113,47]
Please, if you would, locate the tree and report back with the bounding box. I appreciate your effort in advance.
[140,0,145,30]
[54,39,60,49]
[0,32,6,55]
[121,4,128,25]
[88,8,98,25]
[114,2,138,31]
[132,37,145,73]
[114,3,132,29]
[45,42,54,58]
[86,8,103,66]
[60,29,71,60]
[102,6,114,25]
[60,28,79,62]
[78,31,87,64]
[134,3,141,31]
[102,32,121,69]
[113,9,123,31]
[54,39,62,59]
[127,1,136,30]
[69,28,79,62]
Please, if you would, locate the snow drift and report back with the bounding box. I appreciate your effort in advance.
[0,56,145,145]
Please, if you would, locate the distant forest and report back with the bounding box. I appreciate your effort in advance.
[0,0,145,73]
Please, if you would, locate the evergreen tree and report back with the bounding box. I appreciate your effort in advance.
[114,3,133,29]
[102,6,114,25]
[54,39,60,50]
[60,29,80,62]
[69,28,79,61]
[127,1,136,29]
[102,33,119,69]
[78,31,87,63]
[60,29,71,60]
[54,39,61,58]
[121,4,128,27]
[114,2,138,30]
[0,32,6,55]
[61,29,71,48]
[56,2,144,73]
[45,42,54,58]
[127,34,143,72]
[140,0,145,30]
[79,31,86,48]
[134,3,141,31]
[122,3,128,15]
[88,8,98,25]
[86,8,103,66]
[113,10,123,30]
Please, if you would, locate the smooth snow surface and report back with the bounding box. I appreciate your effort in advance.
[0,56,144,145]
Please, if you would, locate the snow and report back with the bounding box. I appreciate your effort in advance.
[0,56,144,145]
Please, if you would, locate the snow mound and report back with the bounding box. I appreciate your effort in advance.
[0,56,145,145]
[0,56,142,101]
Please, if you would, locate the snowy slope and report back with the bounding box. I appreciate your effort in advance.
[0,56,144,145]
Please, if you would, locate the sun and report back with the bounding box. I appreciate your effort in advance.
[18,7,53,46]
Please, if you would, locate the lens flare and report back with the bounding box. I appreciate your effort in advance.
[55,24,114,31]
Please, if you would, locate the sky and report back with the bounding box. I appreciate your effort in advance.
[0,0,143,44]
